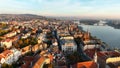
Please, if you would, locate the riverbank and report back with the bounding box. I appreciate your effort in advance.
[78,25,120,49]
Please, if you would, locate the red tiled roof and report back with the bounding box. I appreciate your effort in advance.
[84,49,96,58]
[49,54,53,62]
[21,46,30,53]
[0,50,13,58]
[6,39,11,42]
[33,57,45,68]
[1,39,11,42]
[32,54,53,68]
[103,51,120,57]
[77,61,98,68]
[84,49,108,60]
[0,50,13,61]
[21,56,34,68]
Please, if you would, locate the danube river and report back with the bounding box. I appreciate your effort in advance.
[79,25,120,49]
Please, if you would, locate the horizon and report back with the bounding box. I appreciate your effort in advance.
[0,13,119,20]
[0,0,120,19]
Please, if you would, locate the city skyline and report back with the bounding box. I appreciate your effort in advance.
[0,0,120,19]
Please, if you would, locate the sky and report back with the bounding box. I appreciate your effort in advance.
[0,0,120,19]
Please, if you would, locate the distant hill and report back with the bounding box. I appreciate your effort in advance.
[80,20,99,25]
[0,14,45,21]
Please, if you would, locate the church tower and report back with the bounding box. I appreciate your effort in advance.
[83,29,90,41]
[94,51,99,68]
[94,51,98,63]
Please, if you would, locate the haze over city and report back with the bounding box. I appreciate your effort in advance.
[0,0,120,19]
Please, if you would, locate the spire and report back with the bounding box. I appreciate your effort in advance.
[94,51,99,68]
[84,27,90,41]
[87,25,90,33]
[87,27,90,38]
[94,51,97,63]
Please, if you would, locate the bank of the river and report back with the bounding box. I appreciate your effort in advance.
[79,25,120,49]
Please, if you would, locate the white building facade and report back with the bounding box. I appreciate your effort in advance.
[61,36,77,52]
[0,48,21,64]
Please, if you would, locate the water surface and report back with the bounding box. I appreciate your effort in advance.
[79,25,120,49]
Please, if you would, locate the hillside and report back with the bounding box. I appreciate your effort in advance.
[0,14,45,21]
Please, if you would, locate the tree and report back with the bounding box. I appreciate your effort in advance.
[1,63,12,68]
[30,37,37,45]
[13,43,19,48]
[0,47,4,53]
[18,40,23,45]
[24,39,29,45]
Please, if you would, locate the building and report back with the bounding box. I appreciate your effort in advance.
[85,50,108,68]
[0,48,21,64]
[5,31,17,38]
[21,32,31,39]
[84,44,101,51]
[10,48,21,62]
[106,57,120,63]
[83,31,91,41]
[37,33,47,43]
[60,36,77,52]
[73,61,98,68]
[33,56,51,68]
[0,50,13,64]
[52,39,58,46]
[21,51,53,68]
[0,39,12,48]
[74,31,83,38]
[21,45,30,55]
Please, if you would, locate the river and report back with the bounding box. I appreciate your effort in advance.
[79,25,120,49]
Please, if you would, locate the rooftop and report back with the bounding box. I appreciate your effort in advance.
[75,61,98,68]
